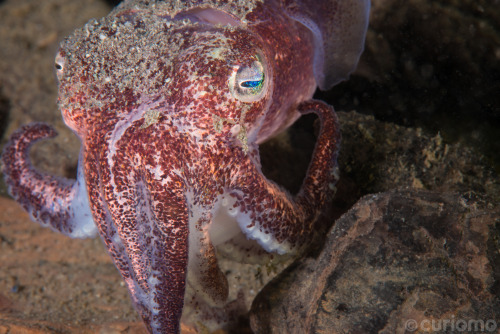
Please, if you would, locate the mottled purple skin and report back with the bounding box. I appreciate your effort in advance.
[1,0,369,333]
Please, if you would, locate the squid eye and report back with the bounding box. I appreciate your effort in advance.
[229,56,268,102]
[240,78,263,88]
[55,52,65,82]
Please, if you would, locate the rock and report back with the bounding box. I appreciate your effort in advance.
[250,189,500,333]
[334,111,500,212]
[262,110,500,220]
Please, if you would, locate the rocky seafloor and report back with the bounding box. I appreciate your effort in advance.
[0,0,498,333]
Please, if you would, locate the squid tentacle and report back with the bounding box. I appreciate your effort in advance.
[1,122,97,238]
[90,149,189,333]
[230,100,340,253]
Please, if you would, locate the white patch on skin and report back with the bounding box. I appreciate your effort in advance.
[146,164,165,181]
[208,191,292,255]
[111,233,121,246]
[185,190,222,307]
[209,194,243,246]
[146,269,162,315]
[208,46,227,59]
[230,124,241,136]
[66,150,98,238]
[236,210,292,255]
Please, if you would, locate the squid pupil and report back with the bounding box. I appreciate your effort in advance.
[241,79,262,88]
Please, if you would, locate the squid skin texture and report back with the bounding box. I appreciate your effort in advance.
[1,0,369,333]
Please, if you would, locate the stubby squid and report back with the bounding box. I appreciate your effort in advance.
[1,0,369,332]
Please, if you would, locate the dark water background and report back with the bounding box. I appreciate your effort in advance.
[318,0,500,172]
